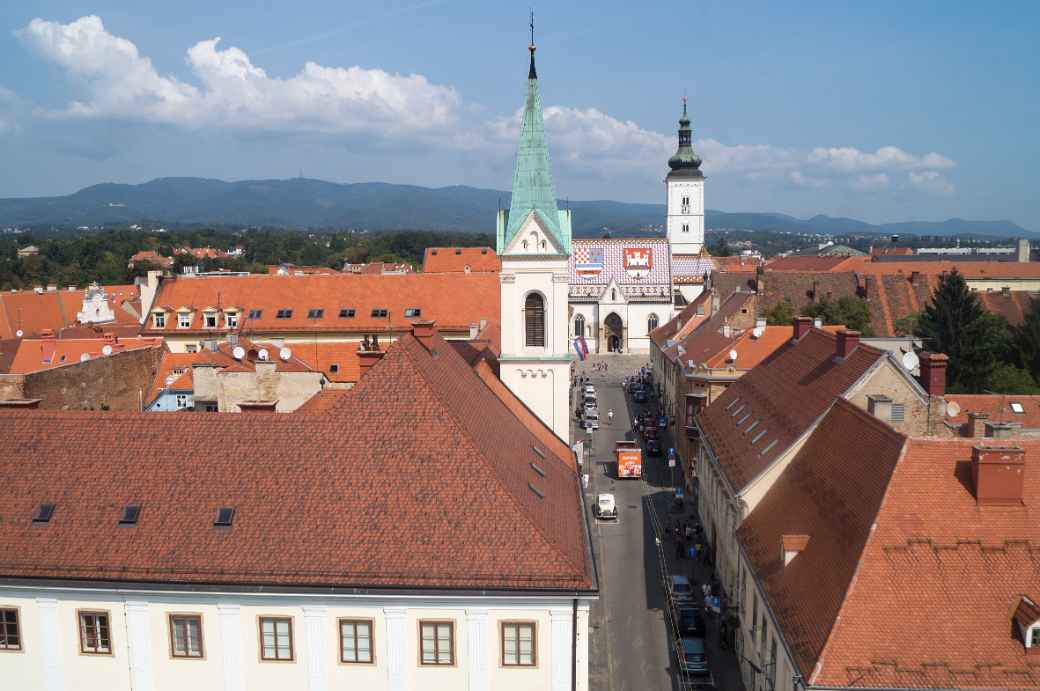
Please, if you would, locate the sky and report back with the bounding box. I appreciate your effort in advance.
[0,1,1037,228]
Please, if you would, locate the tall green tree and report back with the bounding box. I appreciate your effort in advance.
[1011,296,1040,381]
[803,296,874,336]
[917,270,1009,392]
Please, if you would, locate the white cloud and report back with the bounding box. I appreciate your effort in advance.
[909,170,955,196]
[18,15,460,136]
[853,173,891,190]
[807,145,954,173]
[787,170,827,189]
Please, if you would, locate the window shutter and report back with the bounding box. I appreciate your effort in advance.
[525,294,546,347]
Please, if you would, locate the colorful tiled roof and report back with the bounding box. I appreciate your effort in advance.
[699,328,887,491]
[569,238,672,287]
[0,330,593,591]
[671,255,715,283]
[423,247,501,273]
[1,336,162,375]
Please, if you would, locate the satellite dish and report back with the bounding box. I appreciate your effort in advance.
[15,329,23,338]
[101,344,113,356]
[752,326,765,339]
[279,347,292,361]
[901,351,920,372]
[728,349,739,362]
[946,401,961,418]
[232,346,246,360]
[80,352,90,362]
[258,348,269,361]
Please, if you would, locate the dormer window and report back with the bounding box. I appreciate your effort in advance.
[203,311,218,329]
[177,312,192,329]
[152,312,166,329]
[225,311,239,328]
[1015,596,1040,651]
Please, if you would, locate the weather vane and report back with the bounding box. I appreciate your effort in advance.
[530,10,536,47]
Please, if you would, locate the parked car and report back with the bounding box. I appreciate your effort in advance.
[594,493,617,520]
[632,388,648,403]
[584,409,600,430]
[676,606,705,638]
[669,575,694,606]
[583,384,596,396]
[646,437,662,456]
[678,636,710,677]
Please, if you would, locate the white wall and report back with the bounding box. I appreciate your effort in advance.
[0,586,592,691]
[666,179,704,256]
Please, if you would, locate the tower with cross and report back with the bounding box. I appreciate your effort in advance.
[666,95,705,256]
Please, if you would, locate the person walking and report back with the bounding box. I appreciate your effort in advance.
[607,409,614,425]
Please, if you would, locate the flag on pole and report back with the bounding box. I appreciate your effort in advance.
[578,335,589,359]
[573,337,586,361]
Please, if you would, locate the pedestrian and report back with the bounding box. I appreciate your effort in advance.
[607,409,614,425]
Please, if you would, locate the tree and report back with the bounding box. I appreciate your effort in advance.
[1011,296,1040,381]
[917,270,1009,392]
[803,296,874,336]
[763,299,795,325]
[987,363,1040,394]
[893,312,920,337]
[709,236,731,257]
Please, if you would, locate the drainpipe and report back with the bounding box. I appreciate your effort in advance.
[571,597,577,691]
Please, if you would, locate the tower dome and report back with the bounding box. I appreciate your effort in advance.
[667,98,703,178]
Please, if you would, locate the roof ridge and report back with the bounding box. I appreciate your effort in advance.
[399,334,587,579]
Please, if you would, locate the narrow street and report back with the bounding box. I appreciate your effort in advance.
[578,354,746,691]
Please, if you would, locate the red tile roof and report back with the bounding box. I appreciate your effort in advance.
[423,247,501,273]
[668,292,756,367]
[858,259,1040,279]
[129,250,173,268]
[0,285,140,339]
[945,394,1040,430]
[291,342,376,384]
[143,273,498,336]
[650,289,713,350]
[765,255,862,272]
[713,255,763,273]
[1,336,162,374]
[0,330,593,591]
[698,328,887,491]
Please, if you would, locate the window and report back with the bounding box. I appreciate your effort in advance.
[225,312,238,328]
[307,309,324,319]
[768,638,777,687]
[648,314,659,332]
[120,504,141,525]
[178,313,192,329]
[339,619,373,663]
[203,312,217,328]
[33,503,55,523]
[169,615,203,658]
[524,293,546,347]
[248,309,262,320]
[682,223,690,233]
[79,611,112,654]
[1011,401,1025,414]
[574,314,585,338]
[185,344,198,354]
[153,312,166,329]
[259,617,294,661]
[329,364,340,373]
[891,403,905,423]
[404,308,421,318]
[420,621,454,665]
[214,507,235,527]
[175,394,188,409]
[276,309,293,319]
[0,609,19,650]
[502,622,536,666]
[339,308,356,319]
[371,308,388,318]
[1031,626,1040,648]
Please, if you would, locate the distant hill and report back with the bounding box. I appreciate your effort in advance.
[0,177,1032,238]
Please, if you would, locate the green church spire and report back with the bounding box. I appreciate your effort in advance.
[498,15,570,255]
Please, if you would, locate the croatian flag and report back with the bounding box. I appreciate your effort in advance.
[573,335,589,360]
[574,246,604,277]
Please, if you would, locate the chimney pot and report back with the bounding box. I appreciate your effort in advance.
[836,329,861,358]
[793,316,812,341]
[411,319,437,351]
[968,411,989,438]
[918,352,949,397]
[357,348,385,378]
[971,445,1025,505]
[985,420,1021,439]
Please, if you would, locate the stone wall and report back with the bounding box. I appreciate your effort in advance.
[0,346,163,411]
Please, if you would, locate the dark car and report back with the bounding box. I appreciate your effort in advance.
[632,388,648,404]
[646,437,662,456]
[676,607,705,638]
[679,636,710,677]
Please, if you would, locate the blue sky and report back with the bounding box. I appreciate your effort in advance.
[0,1,1037,227]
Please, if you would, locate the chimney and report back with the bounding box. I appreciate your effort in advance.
[835,329,860,358]
[357,348,385,379]
[411,319,437,351]
[970,445,1025,506]
[793,316,812,341]
[237,400,278,413]
[780,534,810,566]
[755,318,767,330]
[918,352,948,397]
[910,271,920,286]
[0,399,41,409]
[985,420,1021,439]
[1018,238,1031,263]
[867,394,893,422]
[968,411,989,438]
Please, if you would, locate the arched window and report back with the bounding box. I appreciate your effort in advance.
[648,314,659,332]
[574,314,586,338]
[525,293,546,347]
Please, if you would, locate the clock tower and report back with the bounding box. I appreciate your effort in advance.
[666,98,705,256]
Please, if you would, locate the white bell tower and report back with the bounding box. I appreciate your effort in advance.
[666,97,705,256]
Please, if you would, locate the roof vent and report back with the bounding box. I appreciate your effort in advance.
[214,507,235,527]
[32,503,55,523]
[119,504,141,525]
[781,534,810,566]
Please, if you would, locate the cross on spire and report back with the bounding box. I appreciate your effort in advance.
[528,11,537,79]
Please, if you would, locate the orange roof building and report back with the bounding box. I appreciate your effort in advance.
[423,246,501,273]
[0,335,162,375]
[0,284,141,339]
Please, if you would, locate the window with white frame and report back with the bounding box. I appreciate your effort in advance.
[178,312,192,329]
[203,312,217,328]
[502,622,536,666]
[339,619,373,663]
[682,223,690,233]
[225,312,238,328]
[420,621,454,665]
[153,312,166,329]
[175,394,188,409]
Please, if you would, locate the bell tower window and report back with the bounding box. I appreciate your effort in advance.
[524,293,546,347]
[574,314,585,338]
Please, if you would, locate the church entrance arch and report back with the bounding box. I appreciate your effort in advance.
[604,312,624,353]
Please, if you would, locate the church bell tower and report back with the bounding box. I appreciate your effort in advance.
[666,98,705,256]
[496,19,573,443]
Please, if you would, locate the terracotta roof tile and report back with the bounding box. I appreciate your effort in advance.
[0,285,141,339]
[422,247,500,273]
[2,337,162,375]
[945,394,1040,429]
[765,256,862,272]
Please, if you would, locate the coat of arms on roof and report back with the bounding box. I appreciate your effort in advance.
[574,246,604,277]
[624,247,653,278]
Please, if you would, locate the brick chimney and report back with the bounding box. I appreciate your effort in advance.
[835,329,860,358]
[918,352,948,397]
[793,316,812,341]
[411,319,437,351]
[971,445,1025,506]
[968,411,989,438]
[357,348,385,379]
[238,400,278,413]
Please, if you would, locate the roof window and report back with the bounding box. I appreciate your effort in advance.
[330,363,339,373]
[371,309,388,318]
[431,249,438,255]
[530,462,546,477]
[760,439,778,456]
[480,248,488,254]
[32,503,55,523]
[214,507,235,527]
[276,309,293,319]
[119,504,141,525]
[339,308,356,318]
[455,249,462,255]
[1011,401,1025,414]
[751,428,767,444]
[307,309,324,319]
[731,404,746,418]
[532,446,546,459]
[528,483,545,499]
[248,309,262,319]
[737,413,751,426]
[745,420,759,434]
[726,398,740,411]
[404,308,422,318]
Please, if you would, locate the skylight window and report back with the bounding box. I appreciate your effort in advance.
[307,309,324,319]
[737,413,751,426]
[751,429,767,444]
[276,309,293,319]
[214,507,235,527]
[726,398,740,411]
[371,309,388,318]
[119,504,141,525]
[532,446,546,459]
[339,308,356,318]
[528,483,545,499]
[404,308,422,318]
[1011,401,1025,414]
[248,309,262,320]
[731,404,746,417]
[530,462,546,477]
[32,503,55,523]
[746,420,759,434]
[760,440,778,456]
